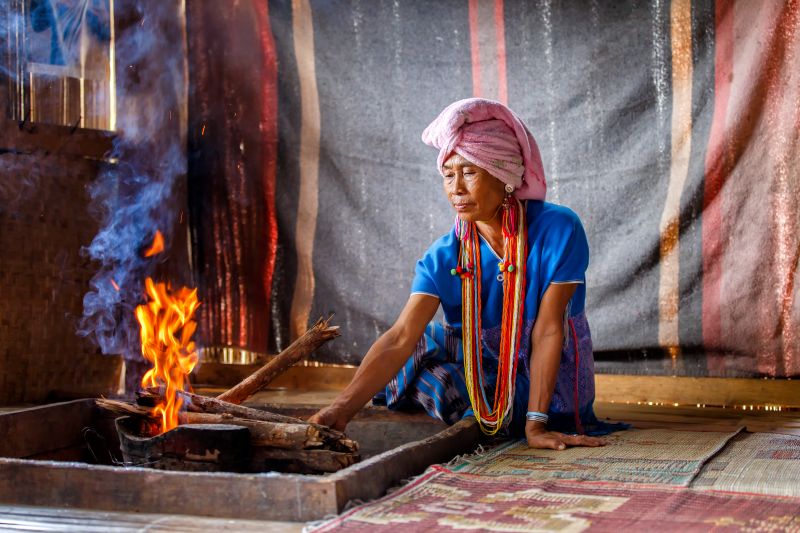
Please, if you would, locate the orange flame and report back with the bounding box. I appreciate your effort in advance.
[136,277,200,433]
[143,230,165,257]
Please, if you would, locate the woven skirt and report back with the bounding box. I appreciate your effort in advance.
[373,311,628,437]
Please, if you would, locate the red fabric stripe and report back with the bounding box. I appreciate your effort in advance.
[468,0,482,97]
[255,2,279,339]
[761,1,800,376]
[701,0,733,354]
[493,0,507,104]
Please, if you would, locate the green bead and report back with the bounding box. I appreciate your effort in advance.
[507,265,515,272]
[450,268,457,276]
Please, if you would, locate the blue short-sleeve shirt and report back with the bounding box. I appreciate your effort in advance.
[411,201,589,336]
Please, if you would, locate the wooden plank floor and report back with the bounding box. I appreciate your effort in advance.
[0,504,302,532]
[238,387,800,436]
[595,402,800,435]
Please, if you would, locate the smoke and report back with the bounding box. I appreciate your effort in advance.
[75,0,188,360]
[0,1,188,362]
[78,161,176,357]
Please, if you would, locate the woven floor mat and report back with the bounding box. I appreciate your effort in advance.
[448,428,742,486]
[308,464,800,532]
[691,431,800,497]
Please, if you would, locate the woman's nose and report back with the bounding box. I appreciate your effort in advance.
[446,172,466,193]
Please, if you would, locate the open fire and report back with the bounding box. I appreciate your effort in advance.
[135,231,200,434]
[99,315,356,473]
[100,231,354,473]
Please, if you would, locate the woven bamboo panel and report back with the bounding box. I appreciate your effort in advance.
[0,152,121,404]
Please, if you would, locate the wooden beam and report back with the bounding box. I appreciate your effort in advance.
[0,504,302,532]
[0,400,94,458]
[197,364,800,408]
[0,119,114,160]
[327,418,480,509]
[0,456,337,522]
[595,375,800,408]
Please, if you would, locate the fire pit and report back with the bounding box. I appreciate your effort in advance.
[0,399,480,521]
[0,261,479,520]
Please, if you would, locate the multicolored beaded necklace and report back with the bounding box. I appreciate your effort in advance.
[452,196,527,435]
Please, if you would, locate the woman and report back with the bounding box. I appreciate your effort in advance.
[311,98,626,450]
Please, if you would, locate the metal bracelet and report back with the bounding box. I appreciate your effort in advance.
[525,411,549,424]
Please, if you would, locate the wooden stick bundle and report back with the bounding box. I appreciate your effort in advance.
[95,317,355,473]
[180,391,305,424]
[177,391,357,453]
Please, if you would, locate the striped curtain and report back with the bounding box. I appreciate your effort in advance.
[188,0,800,377]
[186,1,278,363]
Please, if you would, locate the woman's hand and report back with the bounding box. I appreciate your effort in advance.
[525,421,606,450]
[308,405,351,432]
[308,294,440,433]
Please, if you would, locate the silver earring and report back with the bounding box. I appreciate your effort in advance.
[504,184,515,194]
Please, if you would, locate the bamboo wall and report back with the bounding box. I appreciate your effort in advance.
[0,125,122,404]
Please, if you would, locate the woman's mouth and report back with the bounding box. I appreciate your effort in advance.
[453,202,474,211]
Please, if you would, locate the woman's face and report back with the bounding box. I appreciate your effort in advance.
[442,153,506,223]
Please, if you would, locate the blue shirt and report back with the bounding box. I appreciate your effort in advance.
[411,200,589,339]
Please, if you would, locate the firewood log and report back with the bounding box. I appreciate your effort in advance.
[97,400,327,450]
[178,412,323,449]
[178,391,306,424]
[178,392,358,453]
[216,316,340,405]
[250,448,359,474]
[137,391,359,453]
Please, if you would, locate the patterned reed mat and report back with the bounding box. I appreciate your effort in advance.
[308,465,800,532]
[449,428,742,486]
[692,431,800,497]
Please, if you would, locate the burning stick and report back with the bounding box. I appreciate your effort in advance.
[97,398,152,418]
[216,316,340,405]
[98,399,332,451]
[101,395,358,453]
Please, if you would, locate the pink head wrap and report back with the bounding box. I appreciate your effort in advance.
[421,98,546,200]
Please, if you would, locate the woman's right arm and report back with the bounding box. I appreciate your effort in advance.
[308,293,440,431]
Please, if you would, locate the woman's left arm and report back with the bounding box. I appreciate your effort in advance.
[526,283,606,450]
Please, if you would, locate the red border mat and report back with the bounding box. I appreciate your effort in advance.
[310,465,800,532]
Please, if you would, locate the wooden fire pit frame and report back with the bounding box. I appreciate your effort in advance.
[0,399,480,521]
